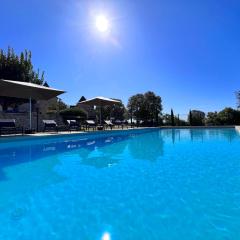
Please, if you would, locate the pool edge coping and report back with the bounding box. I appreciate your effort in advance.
[0,126,237,143]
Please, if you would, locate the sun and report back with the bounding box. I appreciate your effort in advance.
[101,232,111,240]
[95,15,110,33]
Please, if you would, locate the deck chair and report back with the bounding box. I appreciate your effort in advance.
[43,120,58,132]
[104,120,114,130]
[0,119,23,135]
[67,120,81,131]
[85,120,97,131]
[114,119,125,129]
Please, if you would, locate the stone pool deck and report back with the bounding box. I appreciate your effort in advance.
[0,126,137,138]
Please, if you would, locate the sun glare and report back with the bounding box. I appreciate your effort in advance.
[101,232,111,240]
[95,15,110,33]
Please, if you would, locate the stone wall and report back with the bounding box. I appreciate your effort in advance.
[0,111,64,131]
[0,98,64,131]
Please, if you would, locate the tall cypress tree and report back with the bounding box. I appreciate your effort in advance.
[171,109,175,126]
[189,110,193,126]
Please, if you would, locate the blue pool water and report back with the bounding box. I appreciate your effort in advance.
[0,128,240,239]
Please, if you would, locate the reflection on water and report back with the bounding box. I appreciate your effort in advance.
[128,131,164,161]
[160,129,181,144]
[0,128,237,178]
[0,134,132,180]
[79,140,127,168]
[160,128,239,144]
[0,128,237,190]
[0,133,135,208]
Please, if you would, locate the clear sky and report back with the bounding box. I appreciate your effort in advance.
[1,0,240,115]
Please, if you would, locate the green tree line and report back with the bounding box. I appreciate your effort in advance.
[2,47,240,126]
[0,47,48,86]
[163,108,240,126]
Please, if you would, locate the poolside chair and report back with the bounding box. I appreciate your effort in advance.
[127,119,136,128]
[114,119,125,129]
[121,120,129,129]
[139,120,144,127]
[104,120,114,130]
[85,120,97,131]
[0,119,24,135]
[43,120,58,132]
[66,120,81,132]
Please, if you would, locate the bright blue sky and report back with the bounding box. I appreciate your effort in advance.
[1,0,240,115]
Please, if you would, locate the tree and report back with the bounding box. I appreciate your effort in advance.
[162,114,171,125]
[236,91,240,109]
[206,108,240,125]
[110,102,126,120]
[170,109,175,126]
[206,111,220,125]
[163,113,187,126]
[60,107,86,120]
[217,108,240,125]
[127,93,146,121]
[188,110,193,126]
[144,91,162,124]
[188,109,205,126]
[127,91,162,125]
[188,110,205,126]
[96,101,126,121]
[58,99,68,111]
[0,47,47,86]
[178,118,188,126]
[177,114,180,126]
[47,98,68,113]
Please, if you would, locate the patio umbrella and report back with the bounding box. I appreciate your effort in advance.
[0,79,65,129]
[78,96,121,124]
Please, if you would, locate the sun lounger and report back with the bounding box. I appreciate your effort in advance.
[43,120,58,132]
[85,120,97,131]
[115,119,126,129]
[0,119,23,135]
[67,120,81,131]
[127,119,137,128]
[104,120,114,130]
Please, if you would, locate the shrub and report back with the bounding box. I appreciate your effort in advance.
[60,107,86,118]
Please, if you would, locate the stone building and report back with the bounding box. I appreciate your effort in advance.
[0,97,63,131]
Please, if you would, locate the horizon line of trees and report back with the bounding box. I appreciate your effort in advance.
[162,107,240,126]
[1,46,240,126]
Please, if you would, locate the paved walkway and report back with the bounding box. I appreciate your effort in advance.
[0,126,136,138]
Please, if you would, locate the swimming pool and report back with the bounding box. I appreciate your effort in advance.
[0,128,240,239]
